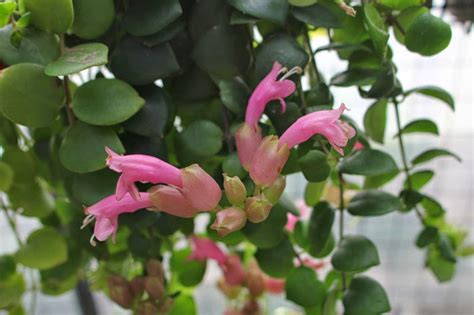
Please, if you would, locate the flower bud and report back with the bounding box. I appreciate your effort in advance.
[235,123,262,170]
[107,275,134,309]
[245,195,272,223]
[144,276,165,299]
[137,301,159,315]
[263,176,286,204]
[246,260,265,297]
[221,254,246,285]
[181,164,222,211]
[146,259,164,280]
[249,136,290,187]
[223,174,247,207]
[211,207,247,237]
[130,276,145,297]
[217,278,242,299]
[148,185,198,218]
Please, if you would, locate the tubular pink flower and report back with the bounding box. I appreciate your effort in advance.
[279,104,356,155]
[235,123,262,170]
[181,164,222,211]
[221,255,246,286]
[188,236,227,265]
[263,275,285,294]
[354,141,364,151]
[81,193,153,246]
[245,62,297,128]
[105,147,182,200]
[148,185,199,218]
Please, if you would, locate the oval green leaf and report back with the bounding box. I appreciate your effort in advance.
[343,276,391,315]
[243,203,287,249]
[405,13,451,56]
[170,248,207,287]
[255,237,295,278]
[397,119,439,137]
[227,0,288,25]
[59,122,125,173]
[0,63,64,127]
[363,98,388,144]
[0,161,13,191]
[363,4,388,58]
[308,202,335,256]
[403,170,434,190]
[72,78,144,126]
[338,149,398,176]
[291,3,342,29]
[411,148,461,166]
[298,150,330,182]
[348,190,401,216]
[285,266,326,307]
[24,0,74,34]
[405,85,455,110]
[72,0,115,39]
[331,235,380,272]
[176,120,223,161]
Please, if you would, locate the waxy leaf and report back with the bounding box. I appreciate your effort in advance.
[411,148,461,166]
[59,122,125,173]
[331,235,380,271]
[72,78,145,126]
[304,181,325,206]
[0,255,16,281]
[227,0,288,25]
[426,247,455,282]
[405,86,455,110]
[437,233,457,263]
[298,150,330,182]
[169,294,197,315]
[330,69,377,87]
[289,0,318,6]
[421,194,445,218]
[343,276,391,314]
[24,0,74,34]
[363,98,388,143]
[397,119,439,136]
[72,0,115,39]
[16,227,68,270]
[285,266,326,307]
[176,120,223,162]
[403,170,434,190]
[291,3,342,29]
[405,13,451,56]
[243,203,287,249]
[338,149,398,176]
[0,2,16,28]
[218,77,250,115]
[0,161,13,191]
[123,0,182,36]
[171,248,207,287]
[363,4,389,58]
[45,43,108,76]
[72,169,118,205]
[348,190,401,216]
[394,6,429,44]
[308,202,335,256]
[363,170,399,189]
[0,25,60,66]
[222,153,246,178]
[0,63,64,127]
[378,0,424,10]
[0,273,25,309]
[255,237,295,278]
[416,226,438,248]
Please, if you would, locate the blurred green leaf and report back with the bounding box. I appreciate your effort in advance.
[171,248,206,287]
[291,3,342,29]
[343,276,391,315]
[411,148,461,166]
[0,273,25,309]
[0,255,16,281]
[285,266,326,307]
[0,161,13,191]
[0,2,16,28]
[71,0,115,39]
[176,120,223,163]
[405,86,455,110]
[416,226,438,248]
[218,78,249,115]
[243,203,287,249]
[397,119,439,137]
[348,190,401,216]
[255,237,295,278]
[362,4,389,58]
[403,170,434,190]
[227,0,288,24]
[363,98,387,143]
[304,181,326,206]
[24,0,73,34]
[405,13,451,56]
[338,149,398,176]
[331,235,380,272]
[426,246,455,282]
[394,6,429,44]
[308,202,335,256]
[298,150,330,182]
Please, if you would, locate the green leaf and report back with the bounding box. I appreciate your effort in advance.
[404,170,434,190]
[140,18,186,47]
[254,33,309,83]
[15,12,31,30]
[0,2,16,28]
[110,36,180,86]
[123,86,174,138]
[363,98,388,143]
[0,161,13,191]
[222,153,246,178]
[306,83,334,106]
[416,226,438,248]
[411,148,461,166]
[59,122,125,173]
[243,203,287,249]
[405,13,452,56]
[192,25,250,79]
[400,189,423,212]
[333,11,369,48]
[304,181,326,206]
[0,63,64,127]
[45,43,108,76]
[298,150,330,182]
[291,3,342,29]
[218,78,250,115]
[71,0,115,39]
[378,0,424,10]
[123,0,182,36]
[16,227,68,270]
[330,69,377,87]
[170,248,206,287]
[168,294,197,315]
[394,6,429,44]
[437,233,457,263]
[227,0,288,25]
[72,169,118,205]
[72,78,144,126]
[308,202,335,256]
[338,149,398,176]
[0,255,16,281]
[8,179,54,218]
[0,25,60,66]
[24,0,74,34]
[331,235,380,272]
[420,194,445,218]
[0,273,25,309]
[176,120,223,162]
[426,247,455,282]
[363,170,399,189]
[348,190,401,216]
[285,266,326,307]
[363,4,389,58]
[343,276,391,315]
[397,119,439,137]
[255,237,295,278]
[405,86,455,110]
[289,0,318,6]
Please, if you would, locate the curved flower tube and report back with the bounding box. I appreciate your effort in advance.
[81,193,154,246]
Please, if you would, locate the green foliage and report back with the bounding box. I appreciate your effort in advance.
[343,276,391,315]
[331,235,380,272]
[348,190,401,216]
[24,0,74,34]
[285,266,326,307]
[405,13,452,56]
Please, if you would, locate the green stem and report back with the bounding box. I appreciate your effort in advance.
[393,100,424,222]
[303,27,321,83]
[1,206,23,247]
[59,35,75,125]
[337,172,347,291]
[296,81,308,113]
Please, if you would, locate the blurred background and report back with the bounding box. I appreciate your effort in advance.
[1,2,473,315]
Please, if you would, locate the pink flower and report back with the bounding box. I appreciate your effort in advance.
[181,164,222,211]
[211,207,247,237]
[221,255,246,286]
[148,185,198,218]
[263,275,285,294]
[189,236,227,265]
[81,193,153,246]
[354,141,364,151]
[279,103,356,155]
[285,200,311,232]
[105,147,182,200]
[236,62,300,170]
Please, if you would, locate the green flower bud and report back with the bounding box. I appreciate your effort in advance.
[245,195,273,223]
[223,173,247,207]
